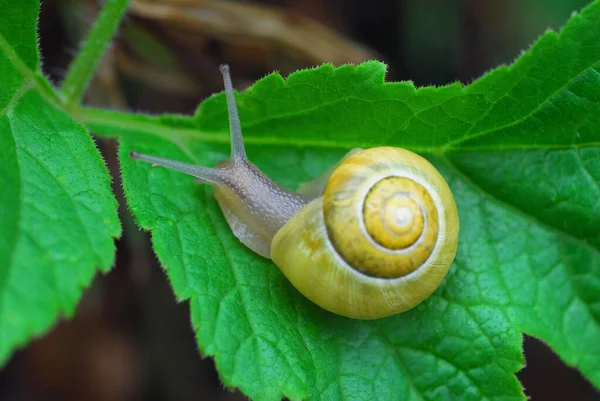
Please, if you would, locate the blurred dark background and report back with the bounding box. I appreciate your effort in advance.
[1,0,599,400]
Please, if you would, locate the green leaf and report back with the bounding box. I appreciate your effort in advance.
[0,0,120,364]
[83,1,600,400]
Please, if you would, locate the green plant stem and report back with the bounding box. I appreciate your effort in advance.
[76,106,600,153]
[76,106,437,152]
[60,0,130,107]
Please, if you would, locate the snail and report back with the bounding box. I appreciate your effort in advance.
[130,64,459,319]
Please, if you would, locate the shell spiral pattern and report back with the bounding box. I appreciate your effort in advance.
[323,147,443,279]
[271,147,459,319]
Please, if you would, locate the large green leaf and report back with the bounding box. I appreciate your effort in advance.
[82,1,600,400]
[0,0,121,363]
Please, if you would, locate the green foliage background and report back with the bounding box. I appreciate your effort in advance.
[1,0,599,400]
[0,0,121,365]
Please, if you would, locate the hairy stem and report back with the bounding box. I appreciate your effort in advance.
[60,0,130,106]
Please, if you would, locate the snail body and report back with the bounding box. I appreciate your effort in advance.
[131,65,459,319]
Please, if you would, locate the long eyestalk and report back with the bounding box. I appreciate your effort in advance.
[129,151,220,184]
[220,64,246,161]
[130,64,247,180]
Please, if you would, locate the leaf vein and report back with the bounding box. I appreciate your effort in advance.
[446,61,600,150]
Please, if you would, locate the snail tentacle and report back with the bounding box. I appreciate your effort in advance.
[129,151,222,185]
[219,64,246,162]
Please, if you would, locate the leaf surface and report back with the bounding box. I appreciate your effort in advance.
[85,1,600,400]
[0,0,120,363]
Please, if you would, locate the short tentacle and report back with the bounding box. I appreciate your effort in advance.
[130,151,221,184]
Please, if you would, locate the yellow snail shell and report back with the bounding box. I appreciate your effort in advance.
[272,147,459,319]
